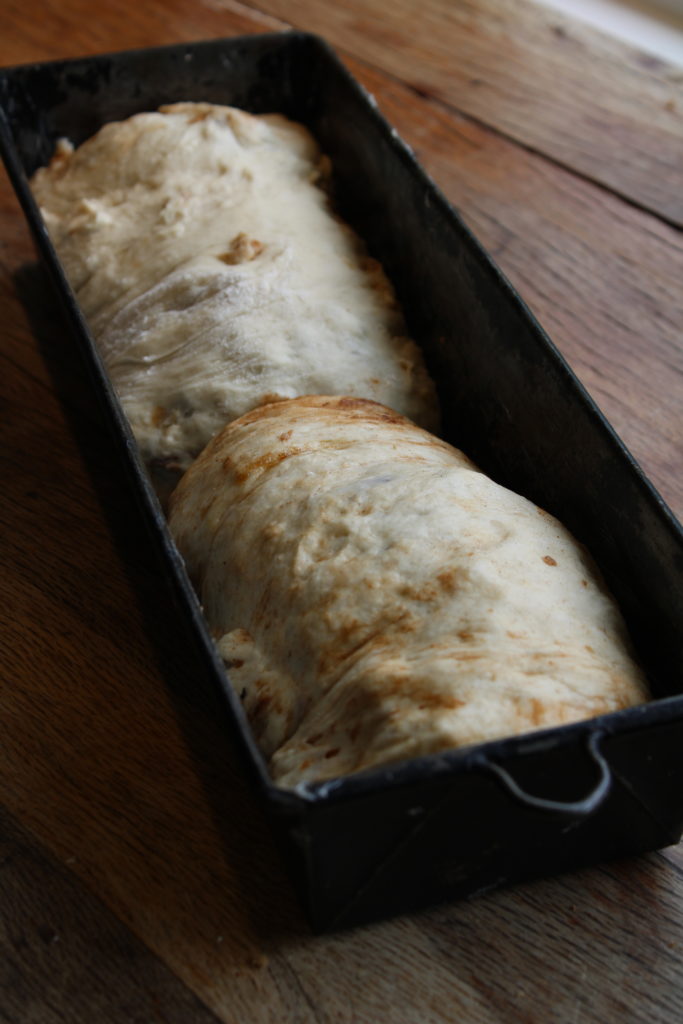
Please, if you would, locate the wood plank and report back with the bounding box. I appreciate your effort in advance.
[340,58,683,519]
[0,808,224,1024]
[1,300,682,1024]
[1,2,682,1022]
[0,0,281,65]
[2,146,682,1024]
[2,0,680,221]
[0,1,679,517]
[237,0,683,225]
[0,236,305,1021]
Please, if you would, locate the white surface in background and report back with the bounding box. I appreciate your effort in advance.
[535,0,683,63]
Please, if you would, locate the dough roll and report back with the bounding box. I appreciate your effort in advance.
[168,395,650,787]
[31,103,438,499]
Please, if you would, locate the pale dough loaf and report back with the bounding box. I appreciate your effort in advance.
[168,396,650,787]
[31,103,438,494]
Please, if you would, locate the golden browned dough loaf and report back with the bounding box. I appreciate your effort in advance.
[31,103,438,498]
[168,396,650,787]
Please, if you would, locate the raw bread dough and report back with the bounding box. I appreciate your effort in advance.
[168,396,650,787]
[31,103,438,496]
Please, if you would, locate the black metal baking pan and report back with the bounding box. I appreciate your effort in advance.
[2,33,682,932]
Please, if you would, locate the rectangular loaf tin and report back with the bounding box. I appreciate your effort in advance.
[1,32,682,932]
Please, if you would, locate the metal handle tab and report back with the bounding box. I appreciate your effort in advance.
[484,731,611,817]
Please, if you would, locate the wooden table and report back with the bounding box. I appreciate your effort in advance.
[2,1,681,1021]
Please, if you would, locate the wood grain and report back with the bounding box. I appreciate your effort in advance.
[338,57,683,519]
[240,0,683,225]
[3,0,681,227]
[1,0,679,515]
[0,809,224,1024]
[1,0,682,1021]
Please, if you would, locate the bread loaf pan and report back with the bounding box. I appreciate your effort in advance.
[2,32,682,932]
